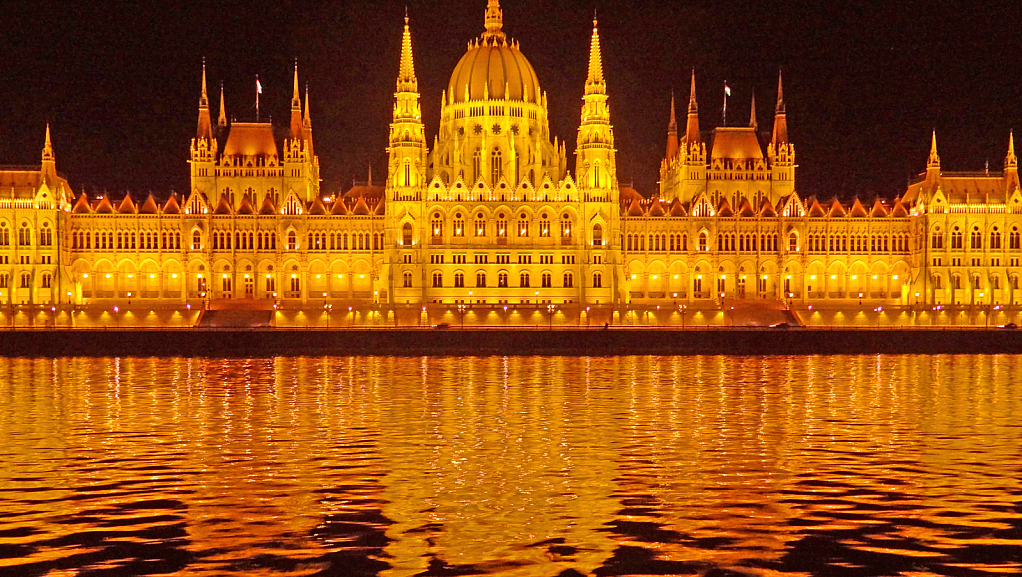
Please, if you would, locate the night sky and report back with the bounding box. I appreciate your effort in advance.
[2,0,1020,201]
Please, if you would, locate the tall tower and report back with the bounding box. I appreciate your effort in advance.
[190,63,217,199]
[1006,131,1019,193]
[283,63,320,202]
[576,17,617,199]
[767,70,795,196]
[387,13,427,202]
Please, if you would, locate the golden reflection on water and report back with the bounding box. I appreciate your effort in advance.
[1,356,1021,576]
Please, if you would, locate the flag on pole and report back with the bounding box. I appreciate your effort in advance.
[256,78,262,94]
[724,83,731,97]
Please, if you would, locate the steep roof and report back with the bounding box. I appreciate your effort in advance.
[223,122,279,159]
[709,127,764,160]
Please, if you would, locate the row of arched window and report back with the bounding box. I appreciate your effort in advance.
[428,270,588,289]
[934,273,1021,291]
[717,233,779,253]
[71,230,182,251]
[0,222,51,247]
[933,228,1021,251]
[804,233,910,253]
[0,272,50,289]
[306,231,382,252]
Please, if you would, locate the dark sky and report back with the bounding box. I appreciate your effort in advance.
[2,0,1021,201]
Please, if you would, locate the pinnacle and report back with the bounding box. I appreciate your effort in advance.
[397,13,418,91]
[775,69,785,114]
[585,18,605,93]
[292,60,301,109]
[218,84,227,127]
[482,0,505,41]
[928,130,940,167]
[304,83,311,126]
[688,69,698,113]
[750,91,757,130]
[669,92,677,131]
[42,124,54,161]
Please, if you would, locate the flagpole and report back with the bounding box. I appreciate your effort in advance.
[256,75,260,122]
[723,80,728,127]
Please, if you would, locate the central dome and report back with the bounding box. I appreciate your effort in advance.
[448,42,541,104]
[447,0,540,104]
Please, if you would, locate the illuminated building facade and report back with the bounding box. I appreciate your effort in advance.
[1,0,1020,315]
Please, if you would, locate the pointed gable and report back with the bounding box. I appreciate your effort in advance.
[139,193,159,214]
[669,197,686,217]
[330,197,348,215]
[808,198,826,217]
[373,197,386,215]
[717,197,734,217]
[352,195,371,215]
[72,193,92,214]
[117,194,136,214]
[308,195,328,215]
[162,194,181,214]
[849,198,868,217]
[259,195,277,215]
[869,199,889,217]
[891,202,909,217]
[648,199,665,217]
[828,198,847,217]
[738,199,756,217]
[94,195,114,214]
[626,198,645,217]
[237,194,256,215]
[760,199,777,217]
[213,195,233,215]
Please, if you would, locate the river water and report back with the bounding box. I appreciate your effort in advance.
[0,355,1020,576]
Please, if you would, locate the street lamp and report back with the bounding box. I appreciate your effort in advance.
[547,304,556,330]
[679,304,687,329]
[458,303,467,328]
[324,304,333,329]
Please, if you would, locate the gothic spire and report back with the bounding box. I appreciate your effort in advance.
[684,69,700,144]
[196,61,213,141]
[1006,131,1017,169]
[749,91,757,131]
[303,83,312,128]
[397,12,418,93]
[927,130,940,169]
[42,124,54,162]
[771,70,788,147]
[290,60,303,140]
[585,17,605,95]
[218,83,227,128]
[666,93,679,160]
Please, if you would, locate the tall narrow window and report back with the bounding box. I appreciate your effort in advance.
[472,148,481,182]
[593,224,603,246]
[402,223,413,246]
[491,148,502,185]
[404,160,411,187]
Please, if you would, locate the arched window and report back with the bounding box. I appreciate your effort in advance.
[402,223,413,246]
[20,273,31,288]
[991,229,1002,250]
[542,272,552,287]
[563,272,573,287]
[934,275,943,290]
[403,160,412,187]
[0,222,8,246]
[41,273,51,288]
[40,224,52,247]
[932,229,944,249]
[971,228,982,250]
[475,213,487,237]
[192,230,202,250]
[592,272,602,288]
[454,272,465,288]
[698,231,708,251]
[498,272,508,287]
[18,223,31,246]
[491,148,502,184]
[431,215,444,239]
[472,148,482,182]
[287,230,297,251]
[520,272,530,287]
[593,223,603,246]
[403,272,413,288]
[1011,227,1021,250]
[539,214,550,237]
[432,272,443,287]
[951,228,963,250]
[788,231,798,252]
[476,272,486,287]
[518,214,530,237]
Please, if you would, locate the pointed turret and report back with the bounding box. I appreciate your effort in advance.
[217,83,227,128]
[927,130,940,169]
[397,12,418,93]
[771,70,787,147]
[196,61,213,141]
[684,69,700,144]
[584,16,605,95]
[303,84,314,157]
[666,93,679,160]
[290,60,303,140]
[1006,131,1019,191]
[41,124,56,181]
[749,91,757,131]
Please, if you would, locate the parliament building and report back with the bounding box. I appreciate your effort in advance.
[3,0,1021,325]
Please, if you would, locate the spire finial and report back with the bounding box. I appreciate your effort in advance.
[749,91,757,130]
[292,59,301,109]
[584,16,605,93]
[775,68,785,114]
[927,130,940,169]
[1007,130,1017,169]
[669,91,677,130]
[397,11,417,91]
[482,0,505,42]
[42,124,54,162]
[688,68,698,113]
[200,58,208,105]
[218,83,227,128]
[304,83,311,126]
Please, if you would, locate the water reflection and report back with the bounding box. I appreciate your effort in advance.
[0,356,1020,575]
